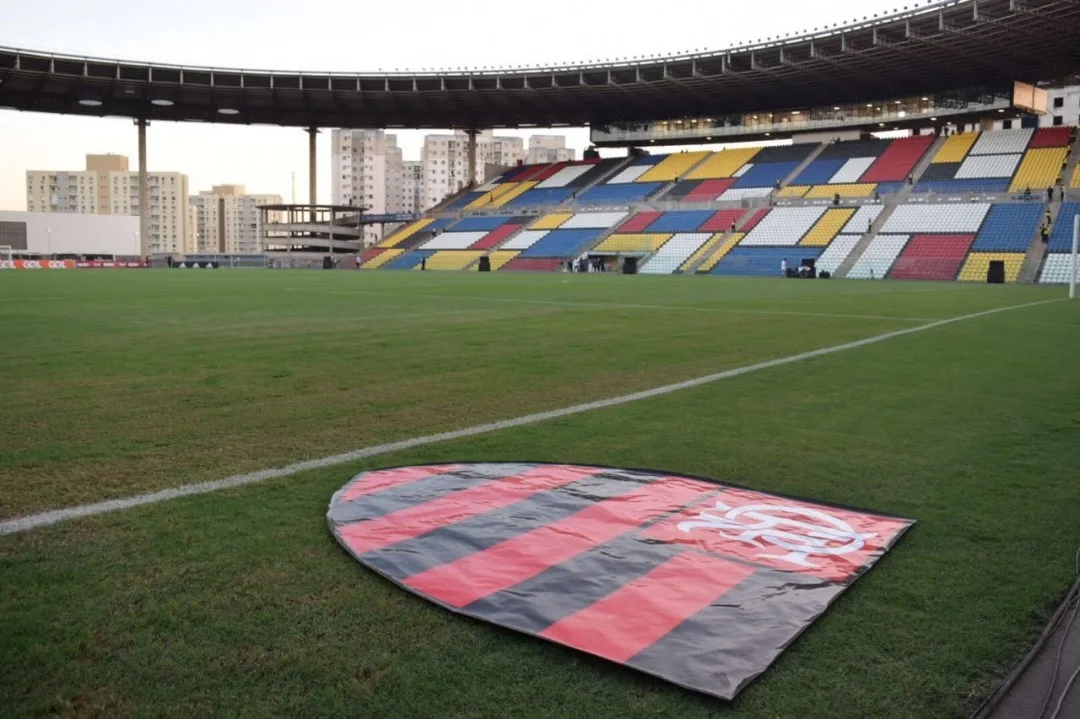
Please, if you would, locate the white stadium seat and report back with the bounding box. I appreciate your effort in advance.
[882,203,991,234]
[420,231,489,250]
[969,128,1033,156]
[829,157,876,184]
[955,154,1022,179]
[842,205,884,233]
[816,234,863,274]
[732,164,753,177]
[1039,254,1079,284]
[500,230,549,250]
[718,187,772,201]
[536,165,594,189]
[847,234,910,279]
[639,233,712,274]
[605,165,652,184]
[741,207,827,246]
[560,212,627,229]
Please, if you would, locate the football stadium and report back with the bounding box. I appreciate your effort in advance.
[2,0,1080,716]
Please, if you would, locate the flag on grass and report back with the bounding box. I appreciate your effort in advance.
[327,462,913,700]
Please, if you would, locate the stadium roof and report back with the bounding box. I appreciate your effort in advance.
[1,0,1079,130]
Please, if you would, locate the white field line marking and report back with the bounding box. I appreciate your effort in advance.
[284,288,936,323]
[0,298,1062,537]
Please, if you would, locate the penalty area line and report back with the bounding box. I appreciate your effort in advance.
[0,298,1063,537]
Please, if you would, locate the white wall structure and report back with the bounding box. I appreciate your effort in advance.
[0,210,139,256]
[526,135,575,165]
[26,154,190,254]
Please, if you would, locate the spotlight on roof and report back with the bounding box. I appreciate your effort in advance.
[151,98,174,107]
[217,106,240,116]
[78,97,103,107]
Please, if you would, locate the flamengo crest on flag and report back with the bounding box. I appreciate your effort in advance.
[326,463,914,700]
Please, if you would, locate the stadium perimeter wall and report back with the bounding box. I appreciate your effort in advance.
[0,211,139,256]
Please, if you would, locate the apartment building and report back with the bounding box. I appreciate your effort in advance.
[189,184,282,254]
[419,131,525,208]
[331,129,402,245]
[25,154,191,253]
[526,135,576,165]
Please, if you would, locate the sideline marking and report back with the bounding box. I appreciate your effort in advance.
[0,298,1062,537]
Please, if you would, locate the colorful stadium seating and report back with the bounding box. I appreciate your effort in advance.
[888,234,975,280]
[786,135,934,198]
[1040,202,1080,284]
[640,233,716,274]
[357,127,1078,284]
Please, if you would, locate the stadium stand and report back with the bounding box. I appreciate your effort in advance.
[970,204,1044,252]
[959,252,1025,282]
[888,234,976,280]
[359,126,1078,284]
[740,207,827,246]
[846,235,910,279]
[423,251,484,271]
[785,135,934,197]
[1039,201,1080,283]
[696,234,745,273]
[640,233,715,274]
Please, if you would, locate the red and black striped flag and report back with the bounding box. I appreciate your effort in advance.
[327,463,913,700]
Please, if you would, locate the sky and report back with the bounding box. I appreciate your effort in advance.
[0,0,906,210]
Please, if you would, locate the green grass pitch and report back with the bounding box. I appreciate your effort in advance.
[1,270,1078,717]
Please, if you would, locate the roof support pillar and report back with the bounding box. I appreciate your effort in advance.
[307,126,318,224]
[136,118,149,257]
[467,128,478,190]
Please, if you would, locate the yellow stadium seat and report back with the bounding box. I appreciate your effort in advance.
[378,219,433,248]
[678,233,725,272]
[592,234,673,253]
[957,252,1025,282]
[686,148,762,180]
[1009,148,1069,193]
[488,181,538,208]
[696,233,744,272]
[637,151,712,183]
[1070,162,1080,188]
[486,250,520,270]
[531,213,573,230]
[362,249,404,268]
[932,132,979,163]
[421,251,484,271]
[805,184,877,198]
[800,209,855,246]
[778,186,810,198]
[465,181,520,210]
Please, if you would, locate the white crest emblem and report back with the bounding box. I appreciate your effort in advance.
[677,499,877,569]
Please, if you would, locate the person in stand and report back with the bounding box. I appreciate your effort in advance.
[1047,187,1054,202]
[833,192,840,206]
[1041,224,1049,244]
[355,254,362,270]
[1024,187,1032,200]
[780,258,788,278]
[421,257,426,271]
[1060,185,1066,203]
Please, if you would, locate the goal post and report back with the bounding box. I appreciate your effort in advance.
[0,245,11,264]
[1070,214,1078,300]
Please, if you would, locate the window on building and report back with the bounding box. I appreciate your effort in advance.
[1053,115,1063,126]
[1053,97,1064,108]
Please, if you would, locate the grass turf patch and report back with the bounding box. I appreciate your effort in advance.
[1,271,1078,717]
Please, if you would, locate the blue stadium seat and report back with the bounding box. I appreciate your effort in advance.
[792,159,846,186]
[711,246,825,276]
[519,229,605,258]
[503,187,576,209]
[971,204,1045,252]
[1049,202,1080,252]
[647,211,716,233]
[576,183,665,204]
[383,250,435,270]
